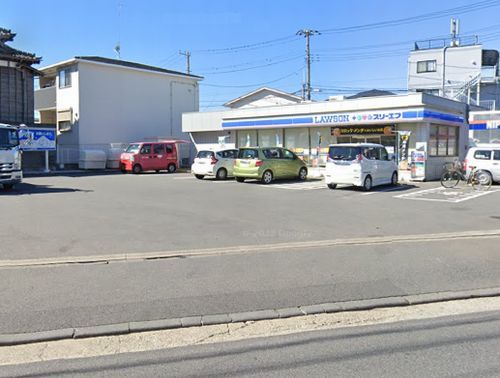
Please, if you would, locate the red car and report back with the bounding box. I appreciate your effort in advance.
[120,140,186,174]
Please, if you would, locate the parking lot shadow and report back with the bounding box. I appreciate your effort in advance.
[0,183,93,196]
[334,183,419,192]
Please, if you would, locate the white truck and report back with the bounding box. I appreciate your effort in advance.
[0,123,23,190]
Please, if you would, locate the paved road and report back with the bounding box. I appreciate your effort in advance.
[0,173,499,260]
[2,236,500,334]
[3,310,500,377]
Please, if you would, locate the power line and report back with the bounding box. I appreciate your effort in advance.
[201,67,304,88]
[192,35,300,54]
[320,0,500,34]
[196,50,300,72]
[198,55,303,75]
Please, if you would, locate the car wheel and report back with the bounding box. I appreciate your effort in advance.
[236,177,245,183]
[298,167,307,181]
[132,164,142,174]
[391,171,398,186]
[327,183,337,189]
[167,163,176,173]
[363,175,373,191]
[262,170,273,184]
[195,174,205,180]
[216,168,227,180]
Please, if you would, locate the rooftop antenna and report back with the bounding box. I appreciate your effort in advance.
[450,18,459,47]
[114,0,124,59]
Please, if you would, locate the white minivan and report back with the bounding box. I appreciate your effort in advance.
[464,144,500,183]
[325,143,398,191]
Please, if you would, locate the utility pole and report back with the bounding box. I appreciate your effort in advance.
[179,50,191,75]
[296,29,320,101]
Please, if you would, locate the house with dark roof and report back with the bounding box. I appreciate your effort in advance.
[0,27,41,126]
[35,56,202,166]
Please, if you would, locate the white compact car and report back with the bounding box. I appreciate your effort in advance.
[464,144,500,183]
[325,143,398,191]
[191,149,239,180]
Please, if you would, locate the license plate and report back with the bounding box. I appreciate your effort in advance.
[240,160,249,166]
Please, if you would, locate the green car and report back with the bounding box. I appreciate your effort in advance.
[234,147,308,184]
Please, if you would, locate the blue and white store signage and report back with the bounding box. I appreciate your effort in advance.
[222,108,465,129]
[19,128,56,151]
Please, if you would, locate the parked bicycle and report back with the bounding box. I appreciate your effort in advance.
[440,159,492,190]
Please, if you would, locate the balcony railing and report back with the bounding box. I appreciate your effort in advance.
[481,66,498,83]
[34,86,56,110]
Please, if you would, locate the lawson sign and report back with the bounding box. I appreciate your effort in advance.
[19,128,56,151]
[221,108,465,129]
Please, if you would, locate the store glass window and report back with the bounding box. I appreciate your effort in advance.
[429,126,438,156]
[258,129,281,147]
[237,130,257,147]
[429,125,459,157]
[447,127,458,156]
[437,126,448,156]
[310,127,332,166]
[284,127,309,157]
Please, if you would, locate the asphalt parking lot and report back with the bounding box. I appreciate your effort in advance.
[1,172,499,260]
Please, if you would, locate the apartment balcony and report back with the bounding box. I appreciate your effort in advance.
[34,86,56,111]
[480,66,499,83]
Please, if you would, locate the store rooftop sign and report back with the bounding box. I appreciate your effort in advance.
[221,108,464,129]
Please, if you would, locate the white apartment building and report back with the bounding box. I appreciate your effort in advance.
[35,56,202,166]
[408,36,500,110]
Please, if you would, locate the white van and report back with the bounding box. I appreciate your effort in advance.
[464,144,500,183]
[325,143,398,191]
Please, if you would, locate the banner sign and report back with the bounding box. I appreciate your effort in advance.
[222,108,464,129]
[19,128,56,151]
[331,125,394,136]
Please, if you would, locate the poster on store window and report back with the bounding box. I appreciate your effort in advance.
[410,142,427,180]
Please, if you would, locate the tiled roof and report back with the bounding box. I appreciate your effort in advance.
[0,27,15,42]
[75,56,203,79]
[0,27,40,64]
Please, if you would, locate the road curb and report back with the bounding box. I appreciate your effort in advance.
[2,287,500,346]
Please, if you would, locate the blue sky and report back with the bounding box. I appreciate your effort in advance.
[3,0,500,109]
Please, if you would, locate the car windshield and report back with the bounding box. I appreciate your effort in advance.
[329,146,361,161]
[0,128,19,149]
[238,149,259,159]
[197,151,215,159]
[125,144,141,153]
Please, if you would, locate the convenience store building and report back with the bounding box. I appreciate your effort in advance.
[183,90,469,180]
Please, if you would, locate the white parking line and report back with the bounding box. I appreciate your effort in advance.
[394,187,500,203]
[261,181,326,190]
[361,185,435,196]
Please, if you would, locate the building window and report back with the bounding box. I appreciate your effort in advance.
[58,121,72,132]
[58,68,72,88]
[417,60,437,73]
[429,125,459,157]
